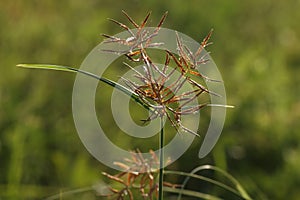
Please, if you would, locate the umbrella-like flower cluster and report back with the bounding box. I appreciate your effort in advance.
[99,150,177,200]
[103,11,220,136]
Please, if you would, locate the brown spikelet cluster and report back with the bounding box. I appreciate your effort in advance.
[103,11,219,136]
[99,150,178,200]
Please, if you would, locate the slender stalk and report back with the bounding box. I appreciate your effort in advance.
[158,116,164,200]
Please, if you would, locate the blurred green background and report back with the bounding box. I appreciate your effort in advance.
[1,0,300,199]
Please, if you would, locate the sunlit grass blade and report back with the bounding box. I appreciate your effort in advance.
[165,170,244,199]
[165,165,252,200]
[17,64,151,111]
[199,165,252,200]
[207,104,235,108]
[17,64,76,72]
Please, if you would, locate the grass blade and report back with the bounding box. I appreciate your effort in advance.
[17,64,151,111]
[165,170,244,199]
[165,165,252,200]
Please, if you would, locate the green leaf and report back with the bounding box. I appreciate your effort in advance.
[165,170,243,198]
[165,165,252,200]
[17,64,76,72]
[17,64,151,111]
[199,165,252,200]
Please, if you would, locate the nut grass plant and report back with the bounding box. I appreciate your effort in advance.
[18,11,249,200]
[43,158,251,200]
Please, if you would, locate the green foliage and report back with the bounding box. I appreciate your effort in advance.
[1,0,300,199]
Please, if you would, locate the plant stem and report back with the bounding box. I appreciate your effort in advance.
[158,117,164,200]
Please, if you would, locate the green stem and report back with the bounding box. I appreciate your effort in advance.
[158,117,164,200]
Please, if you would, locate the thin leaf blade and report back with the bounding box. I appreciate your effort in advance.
[18,64,151,111]
[17,64,76,73]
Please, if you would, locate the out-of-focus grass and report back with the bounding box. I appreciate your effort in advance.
[1,0,300,199]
